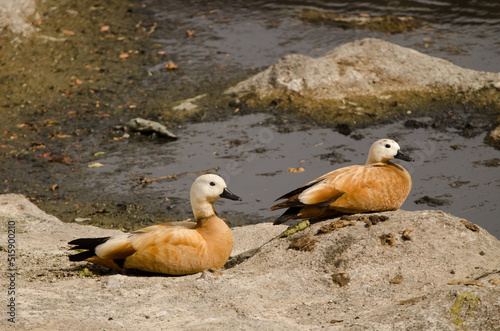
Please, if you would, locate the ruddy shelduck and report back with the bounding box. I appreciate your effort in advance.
[270,139,414,224]
[68,174,241,275]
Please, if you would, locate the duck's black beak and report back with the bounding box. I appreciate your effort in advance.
[395,150,414,162]
[220,188,242,201]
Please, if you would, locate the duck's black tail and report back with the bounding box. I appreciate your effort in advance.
[273,207,301,225]
[68,237,110,261]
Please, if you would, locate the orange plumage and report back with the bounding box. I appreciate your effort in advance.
[271,139,413,224]
[69,174,241,275]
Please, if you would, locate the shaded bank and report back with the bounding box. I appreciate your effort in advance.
[0,0,176,228]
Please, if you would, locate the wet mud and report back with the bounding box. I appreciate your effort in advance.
[1,0,499,237]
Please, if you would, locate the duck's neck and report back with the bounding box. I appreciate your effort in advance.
[365,156,387,166]
[192,200,217,222]
[192,198,233,268]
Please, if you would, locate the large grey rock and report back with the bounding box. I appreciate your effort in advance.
[0,194,499,330]
[225,38,500,101]
[0,0,36,36]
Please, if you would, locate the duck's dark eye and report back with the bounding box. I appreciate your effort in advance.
[385,144,391,148]
[210,182,215,186]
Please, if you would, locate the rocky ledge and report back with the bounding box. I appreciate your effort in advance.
[1,194,499,330]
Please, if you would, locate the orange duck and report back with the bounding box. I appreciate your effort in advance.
[69,174,241,275]
[271,139,413,224]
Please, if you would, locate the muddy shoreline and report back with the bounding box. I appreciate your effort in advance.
[1,0,499,232]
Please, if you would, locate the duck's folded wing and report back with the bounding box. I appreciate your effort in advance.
[270,178,344,210]
[271,167,357,211]
[130,223,203,252]
[93,233,136,260]
[93,222,197,260]
[298,180,345,206]
[125,223,207,274]
[313,165,399,213]
[298,166,368,208]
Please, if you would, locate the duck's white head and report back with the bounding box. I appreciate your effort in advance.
[365,139,414,165]
[190,174,241,220]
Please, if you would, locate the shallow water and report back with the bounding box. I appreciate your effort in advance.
[135,0,500,234]
[86,113,500,236]
[144,0,500,75]
[75,0,500,237]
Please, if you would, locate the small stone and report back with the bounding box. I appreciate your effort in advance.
[399,296,425,305]
[380,233,396,246]
[414,196,450,207]
[389,275,404,284]
[461,220,480,232]
[316,219,353,234]
[331,273,350,287]
[401,228,414,241]
[288,235,319,252]
[126,118,177,139]
[488,279,500,285]
[447,279,461,285]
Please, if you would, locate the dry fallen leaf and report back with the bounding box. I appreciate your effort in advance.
[88,162,104,168]
[56,134,72,138]
[61,29,75,36]
[100,25,110,32]
[48,157,71,164]
[119,52,131,59]
[288,167,305,173]
[186,30,195,37]
[75,218,91,222]
[164,60,179,70]
[50,184,59,191]
[85,64,101,71]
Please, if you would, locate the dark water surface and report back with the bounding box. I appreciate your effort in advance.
[144,0,500,74]
[84,0,500,235]
[87,113,500,236]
